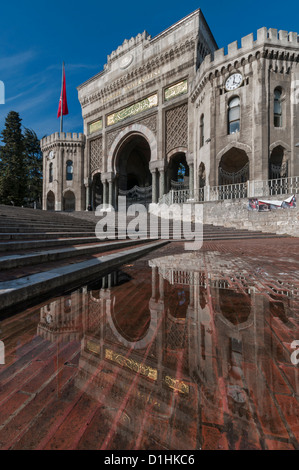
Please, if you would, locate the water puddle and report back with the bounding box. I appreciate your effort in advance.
[0,251,298,450]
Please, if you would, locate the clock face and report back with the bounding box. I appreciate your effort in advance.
[48,151,54,160]
[225,73,243,91]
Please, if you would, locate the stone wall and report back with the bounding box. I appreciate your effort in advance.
[203,198,298,237]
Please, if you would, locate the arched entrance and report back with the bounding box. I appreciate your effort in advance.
[91,173,103,209]
[167,152,189,190]
[219,148,249,185]
[269,146,288,179]
[46,191,55,211]
[115,134,152,206]
[63,190,76,212]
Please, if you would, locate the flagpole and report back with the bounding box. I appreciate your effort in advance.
[60,62,64,134]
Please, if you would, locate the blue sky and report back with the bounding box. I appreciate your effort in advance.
[0,0,298,140]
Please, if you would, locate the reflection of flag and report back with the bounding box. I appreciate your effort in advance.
[57,63,68,118]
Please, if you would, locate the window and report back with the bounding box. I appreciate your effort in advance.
[49,162,53,183]
[274,88,282,127]
[228,97,240,134]
[66,160,73,181]
[200,114,204,147]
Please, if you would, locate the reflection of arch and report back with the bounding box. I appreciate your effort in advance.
[63,190,76,212]
[218,290,251,325]
[46,191,55,211]
[269,145,288,179]
[215,289,253,331]
[111,303,151,343]
[107,306,157,350]
[114,134,152,191]
[218,147,249,185]
[108,124,157,172]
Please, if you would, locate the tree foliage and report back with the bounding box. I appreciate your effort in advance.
[0,111,43,206]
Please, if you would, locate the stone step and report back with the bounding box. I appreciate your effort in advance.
[0,240,168,313]
[0,229,284,248]
[0,238,152,271]
[0,237,99,252]
[0,232,97,240]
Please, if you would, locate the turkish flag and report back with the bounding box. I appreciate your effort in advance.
[57,64,69,118]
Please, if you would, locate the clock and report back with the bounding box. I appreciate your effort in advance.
[120,54,133,69]
[48,150,55,160]
[225,73,243,91]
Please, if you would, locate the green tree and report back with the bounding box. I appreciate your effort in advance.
[0,111,26,206]
[23,128,43,206]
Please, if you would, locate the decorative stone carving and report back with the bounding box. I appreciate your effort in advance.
[164,80,188,101]
[107,94,158,126]
[139,114,157,135]
[107,130,121,153]
[106,114,157,154]
[165,103,188,154]
[90,137,103,173]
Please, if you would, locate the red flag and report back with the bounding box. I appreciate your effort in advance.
[57,63,68,118]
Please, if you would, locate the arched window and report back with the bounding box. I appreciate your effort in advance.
[200,114,204,147]
[66,160,73,181]
[274,88,282,127]
[228,97,240,134]
[49,162,53,183]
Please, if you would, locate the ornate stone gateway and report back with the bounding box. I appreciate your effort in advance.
[114,133,152,207]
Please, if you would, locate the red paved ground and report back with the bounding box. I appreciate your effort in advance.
[0,238,298,450]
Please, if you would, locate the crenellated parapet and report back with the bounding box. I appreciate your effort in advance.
[106,31,151,66]
[40,132,86,152]
[191,28,299,102]
[78,9,217,111]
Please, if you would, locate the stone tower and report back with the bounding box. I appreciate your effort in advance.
[41,132,85,211]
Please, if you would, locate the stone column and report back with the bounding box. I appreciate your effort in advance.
[85,183,90,210]
[159,273,164,302]
[114,175,119,211]
[109,180,113,207]
[151,266,157,300]
[152,169,157,203]
[103,180,107,206]
[159,169,165,200]
[189,163,194,198]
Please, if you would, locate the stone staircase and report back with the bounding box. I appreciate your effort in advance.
[0,206,167,313]
[0,205,287,313]
[66,210,286,241]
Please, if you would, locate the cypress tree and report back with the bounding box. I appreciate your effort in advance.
[0,111,26,206]
[23,128,43,207]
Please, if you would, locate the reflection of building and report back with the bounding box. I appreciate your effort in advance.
[38,289,84,343]
[41,9,299,211]
[35,254,298,448]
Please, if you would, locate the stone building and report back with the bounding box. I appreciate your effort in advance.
[41,8,299,211]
